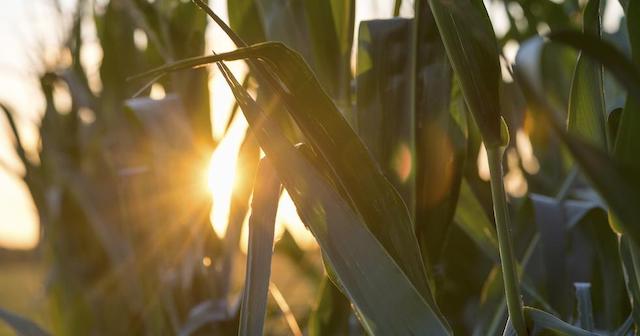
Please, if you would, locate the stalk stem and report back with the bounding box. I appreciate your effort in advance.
[487,146,527,335]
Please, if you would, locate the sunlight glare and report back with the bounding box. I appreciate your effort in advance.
[239,191,318,253]
[208,117,245,237]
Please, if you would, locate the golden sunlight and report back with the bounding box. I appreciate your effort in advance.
[207,117,244,237]
[206,116,317,251]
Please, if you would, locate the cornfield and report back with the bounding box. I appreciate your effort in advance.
[0,0,639,335]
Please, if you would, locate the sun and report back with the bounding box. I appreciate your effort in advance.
[205,66,317,249]
[204,122,317,250]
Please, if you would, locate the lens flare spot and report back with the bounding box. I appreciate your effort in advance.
[393,143,413,183]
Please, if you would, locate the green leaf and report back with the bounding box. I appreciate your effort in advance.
[215,59,452,335]
[227,0,266,44]
[564,201,628,329]
[356,18,417,215]
[618,236,640,328]
[303,0,355,104]
[426,0,503,146]
[613,0,640,170]
[307,277,354,336]
[0,308,50,336]
[515,37,640,246]
[612,315,634,336]
[547,31,640,100]
[530,194,571,317]
[503,307,599,335]
[246,0,354,105]
[132,41,444,320]
[524,307,599,335]
[414,4,468,266]
[567,0,608,150]
[453,179,499,262]
[238,158,280,336]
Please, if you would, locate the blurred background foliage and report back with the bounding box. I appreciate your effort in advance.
[0,0,635,335]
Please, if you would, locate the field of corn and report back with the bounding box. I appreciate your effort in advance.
[0,0,639,335]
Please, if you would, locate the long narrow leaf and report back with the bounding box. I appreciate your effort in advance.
[238,158,280,336]
[131,41,442,317]
[426,0,502,146]
[515,37,640,246]
[547,31,640,100]
[215,59,451,335]
[524,307,598,336]
[567,0,607,149]
[0,308,50,336]
[613,0,640,169]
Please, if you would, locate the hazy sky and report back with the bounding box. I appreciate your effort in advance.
[0,0,623,249]
[0,0,409,249]
[0,0,73,248]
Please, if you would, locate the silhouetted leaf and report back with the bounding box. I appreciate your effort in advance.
[0,308,50,336]
[238,158,279,336]
[132,41,445,322]
[214,59,452,335]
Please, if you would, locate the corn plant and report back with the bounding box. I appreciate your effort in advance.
[2,0,640,335]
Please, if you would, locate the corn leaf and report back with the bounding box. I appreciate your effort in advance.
[302,0,354,104]
[356,18,417,215]
[214,59,452,335]
[426,0,503,146]
[515,37,640,246]
[530,194,571,317]
[547,31,640,100]
[414,6,467,265]
[453,179,499,262]
[612,315,634,336]
[244,0,354,106]
[618,236,640,327]
[567,0,607,149]
[227,0,266,44]
[132,42,444,320]
[238,158,280,336]
[307,277,354,336]
[0,308,50,336]
[524,307,598,335]
[613,0,640,170]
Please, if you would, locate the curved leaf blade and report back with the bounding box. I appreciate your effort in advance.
[567,0,607,149]
[131,41,442,319]
[0,308,50,336]
[216,59,452,335]
[426,0,502,146]
[515,37,640,246]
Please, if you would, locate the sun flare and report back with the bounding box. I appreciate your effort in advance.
[205,119,316,250]
[207,120,244,237]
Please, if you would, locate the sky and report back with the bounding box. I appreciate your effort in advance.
[0,0,74,248]
[0,0,623,249]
